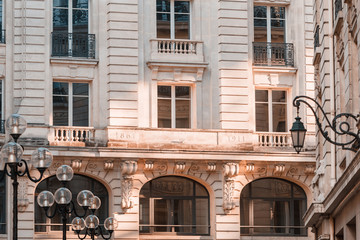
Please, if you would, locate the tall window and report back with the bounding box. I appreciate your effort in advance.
[0,0,3,43]
[139,176,210,235]
[158,85,191,128]
[157,0,190,39]
[53,82,89,126]
[254,6,285,43]
[240,178,307,236]
[255,90,287,132]
[35,175,109,233]
[0,173,5,234]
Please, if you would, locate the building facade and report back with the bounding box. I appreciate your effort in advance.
[0,0,316,240]
[304,0,360,240]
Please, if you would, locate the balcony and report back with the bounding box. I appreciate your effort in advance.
[51,32,95,59]
[253,42,294,67]
[256,132,292,147]
[50,126,95,146]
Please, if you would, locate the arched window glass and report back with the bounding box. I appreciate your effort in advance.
[0,172,5,234]
[240,178,307,236]
[139,176,210,235]
[35,174,109,233]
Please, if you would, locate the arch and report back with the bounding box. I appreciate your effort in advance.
[139,175,210,235]
[34,174,109,233]
[240,177,307,236]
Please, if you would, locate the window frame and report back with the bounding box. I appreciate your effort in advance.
[156,0,192,39]
[52,81,91,127]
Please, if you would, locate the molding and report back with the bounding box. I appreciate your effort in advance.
[252,66,297,73]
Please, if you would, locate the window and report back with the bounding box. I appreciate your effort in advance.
[158,85,191,128]
[157,0,190,39]
[240,178,307,236]
[53,82,89,126]
[255,90,287,132]
[139,176,210,235]
[254,6,285,43]
[0,0,4,43]
[0,173,5,234]
[52,0,94,58]
[35,174,109,233]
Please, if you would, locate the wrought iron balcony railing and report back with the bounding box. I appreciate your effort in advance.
[253,42,294,67]
[51,32,95,58]
[335,0,342,19]
[0,30,5,44]
[314,26,320,49]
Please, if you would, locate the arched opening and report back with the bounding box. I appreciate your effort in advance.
[34,174,109,233]
[139,176,210,235]
[240,178,307,236]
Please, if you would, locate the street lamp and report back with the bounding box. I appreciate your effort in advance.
[37,165,95,240]
[290,95,360,153]
[0,114,53,240]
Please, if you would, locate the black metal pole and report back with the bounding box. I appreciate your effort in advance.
[62,209,67,240]
[10,164,18,240]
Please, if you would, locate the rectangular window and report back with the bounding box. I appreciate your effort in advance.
[254,5,285,43]
[156,0,190,39]
[158,85,191,128]
[53,82,89,126]
[255,90,287,132]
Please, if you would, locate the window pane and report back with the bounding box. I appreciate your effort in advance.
[73,83,88,96]
[195,183,208,196]
[175,86,190,98]
[53,96,69,126]
[73,10,88,33]
[251,179,292,198]
[176,99,190,128]
[293,185,306,198]
[271,6,285,19]
[254,6,267,18]
[151,177,194,197]
[53,82,69,95]
[272,91,286,102]
[273,201,290,233]
[73,96,89,126]
[53,9,68,31]
[273,103,286,132]
[139,198,150,233]
[158,99,171,128]
[157,0,170,12]
[73,0,88,9]
[256,103,268,132]
[54,0,68,7]
[195,199,209,234]
[175,14,190,39]
[158,86,171,98]
[157,13,171,38]
[255,90,268,102]
[271,19,285,43]
[240,198,250,234]
[254,6,267,42]
[154,199,171,232]
[174,199,193,233]
[175,1,189,13]
[253,199,272,233]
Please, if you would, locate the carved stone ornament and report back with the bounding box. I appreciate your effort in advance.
[304,164,315,175]
[121,178,133,210]
[144,160,154,171]
[104,161,114,171]
[223,179,236,212]
[207,162,217,172]
[120,160,138,176]
[274,164,285,174]
[245,163,255,172]
[175,162,186,173]
[18,178,29,212]
[318,234,330,240]
[71,160,82,171]
[189,164,200,174]
[223,163,239,178]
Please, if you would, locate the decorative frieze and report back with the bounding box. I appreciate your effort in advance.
[207,162,217,172]
[144,160,154,171]
[245,163,255,172]
[120,160,138,176]
[175,162,186,173]
[71,160,82,171]
[104,161,114,171]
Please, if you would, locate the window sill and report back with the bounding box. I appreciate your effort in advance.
[50,57,99,66]
[252,65,297,73]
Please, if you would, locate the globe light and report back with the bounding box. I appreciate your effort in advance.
[71,217,85,231]
[84,215,99,229]
[31,148,53,169]
[104,217,118,231]
[54,187,72,205]
[56,165,74,182]
[77,190,94,207]
[1,142,23,163]
[37,191,55,208]
[5,114,27,136]
[89,196,101,210]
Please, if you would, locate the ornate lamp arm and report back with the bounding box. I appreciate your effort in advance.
[74,229,90,240]
[70,201,89,217]
[43,205,59,219]
[98,226,113,240]
[293,95,360,151]
[16,159,46,182]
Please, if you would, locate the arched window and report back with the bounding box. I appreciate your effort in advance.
[0,172,5,234]
[240,178,307,236]
[139,176,210,235]
[35,174,109,233]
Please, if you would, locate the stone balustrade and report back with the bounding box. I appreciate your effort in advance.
[256,132,292,147]
[51,126,95,146]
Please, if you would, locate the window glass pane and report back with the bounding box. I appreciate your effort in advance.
[158,86,171,98]
[53,96,69,126]
[174,199,193,233]
[273,103,286,132]
[251,179,292,198]
[154,199,171,232]
[73,83,88,96]
[139,198,150,233]
[73,96,89,126]
[176,86,190,98]
[273,201,290,233]
[73,10,88,33]
[158,99,171,128]
[54,0,68,7]
[272,91,286,102]
[271,6,285,19]
[253,199,272,233]
[195,199,209,234]
[0,174,5,234]
[53,82,69,95]
[293,200,306,235]
[255,90,268,102]
[256,103,268,131]
[175,1,190,13]
[254,6,267,18]
[195,183,208,196]
[157,0,170,12]
[73,0,88,9]
[0,1,2,30]
[293,185,306,198]
[271,19,285,43]
[157,13,171,38]
[151,177,194,197]
[176,99,190,128]
[53,9,68,31]
[240,198,250,234]
[175,14,190,39]
[254,6,267,42]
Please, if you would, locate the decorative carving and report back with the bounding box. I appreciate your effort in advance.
[287,167,298,175]
[207,162,217,172]
[50,162,62,171]
[144,161,154,171]
[245,163,255,172]
[120,160,138,176]
[152,180,184,194]
[256,167,267,174]
[304,165,315,175]
[274,164,285,174]
[189,164,200,174]
[104,161,114,171]
[223,163,239,178]
[71,160,82,171]
[121,178,133,210]
[87,163,98,171]
[318,234,330,240]
[223,179,235,212]
[175,162,186,173]
[18,178,29,212]
[155,161,168,174]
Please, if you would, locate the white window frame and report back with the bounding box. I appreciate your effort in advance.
[156,0,192,39]
[255,89,288,132]
[52,81,91,127]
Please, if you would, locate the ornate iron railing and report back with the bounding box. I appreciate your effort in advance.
[253,42,294,67]
[334,0,342,19]
[0,30,5,44]
[51,32,95,58]
[314,25,320,49]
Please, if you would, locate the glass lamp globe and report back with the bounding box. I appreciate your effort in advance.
[89,196,101,210]
[54,187,72,205]
[31,148,53,169]
[1,142,23,163]
[71,217,85,231]
[104,217,118,231]
[37,190,55,208]
[84,215,99,229]
[5,114,27,136]
[56,165,74,182]
[77,190,94,207]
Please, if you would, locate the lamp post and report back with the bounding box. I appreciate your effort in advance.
[37,165,95,240]
[0,114,53,240]
[290,95,360,153]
